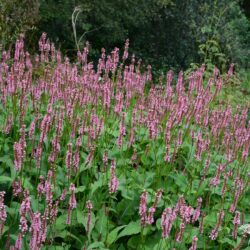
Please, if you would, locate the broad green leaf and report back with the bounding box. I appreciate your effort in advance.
[23,178,34,191]
[55,214,67,230]
[0,176,12,184]
[106,225,126,245]
[169,173,188,192]
[153,239,169,250]
[47,247,70,250]
[0,156,14,168]
[91,174,106,196]
[219,237,236,247]
[145,171,155,188]
[127,235,141,249]
[95,208,108,240]
[117,220,141,239]
[75,186,86,193]
[81,211,96,236]
[87,242,105,249]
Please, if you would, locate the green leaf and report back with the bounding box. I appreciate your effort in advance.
[117,220,141,239]
[81,23,92,31]
[87,242,105,249]
[81,211,96,236]
[106,225,126,245]
[153,239,169,249]
[75,186,86,193]
[0,156,14,168]
[23,178,34,191]
[0,175,12,185]
[204,212,217,227]
[55,214,67,231]
[95,208,108,240]
[145,172,155,188]
[127,235,141,249]
[219,237,236,247]
[47,246,70,250]
[91,174,106,196]
[169,173,188,192]
[156,218,161,230]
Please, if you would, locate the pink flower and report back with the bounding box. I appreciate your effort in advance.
[232,211,241,239]
[36,143,43,168]
[45,174,53,208]
[0,191,7,234]
[86,200,93,234]
[117,113,126,149]
[180,205,194,224]
[192,198,202,223]
[210,165,222,187]
[209,229,218,240]
[29,212,42,250]
[20,190,31,216]
[109,160,119,194]
[39,113,51,143]
[12,179,22,197]
[69,183,77,209]
[66,143,73,175]
[15,233,22,250]
[14,142,23,171]
[189,236,198,250]
[19,216,28,234]
[73,151,80,172]
[161,207,176,238]
[229,178,243,213]
[50,200,59,224]
[139,191,148,227]
[60,188,67,201]
[67,183,77,225]
[147,207,155,224]
[176,222,185,243]
[209,209,224,240]
[37,175,45,197]
[29,119,36,139]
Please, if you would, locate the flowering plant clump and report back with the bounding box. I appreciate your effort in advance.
[0,33,249,249]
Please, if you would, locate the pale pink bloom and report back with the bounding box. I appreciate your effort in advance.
[192,198,202,223]
[29,212,42,250]
[109,160,119,194]
[15,233,22,250]
[19,215,28,234]
[161,208,176,238]
[67,183,77,225]
[12,179,22,197]
[60,188,67,201]
[37,176,45,197]
[232,211,241,239]
[176,222,185,242]
[209,210,224,240]
[189,236,198,250]
[147,207,155,224]
[86,200,93,234]
[20,190,31,216]
[139,191,148,227]
[0,191,7,234]
[14,142,23,171]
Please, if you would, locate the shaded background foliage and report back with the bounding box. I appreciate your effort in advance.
[0,0,40,48]
[0,0,250,71]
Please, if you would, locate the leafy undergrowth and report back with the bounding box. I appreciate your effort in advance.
[0,34,249,250]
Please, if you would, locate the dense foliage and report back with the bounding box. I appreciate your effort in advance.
[0,0,39,48]
[0,0,249,71]
[0,34,249,250]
